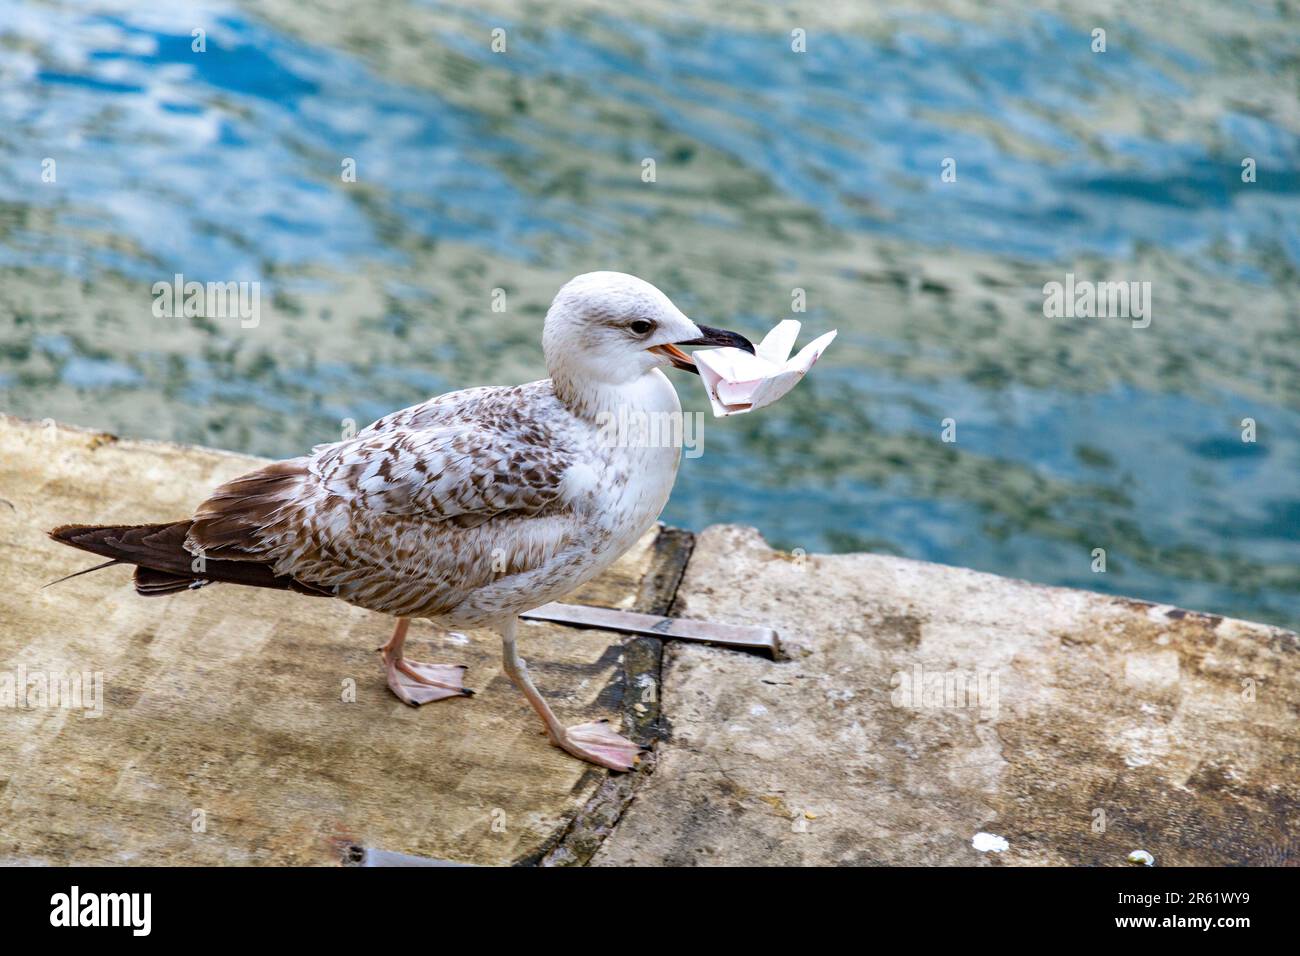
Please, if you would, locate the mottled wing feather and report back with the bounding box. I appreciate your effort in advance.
[186,383,579,614]
[313,425,567,521]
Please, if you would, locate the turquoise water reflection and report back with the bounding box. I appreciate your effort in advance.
[1,1,1297,627]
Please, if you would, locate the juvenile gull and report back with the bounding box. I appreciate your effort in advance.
[49,272,753,771]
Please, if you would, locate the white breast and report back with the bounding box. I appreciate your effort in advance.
[441,370,684,626]
[581,368,683,544]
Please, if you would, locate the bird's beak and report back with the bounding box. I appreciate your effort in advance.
[650,325,755,375]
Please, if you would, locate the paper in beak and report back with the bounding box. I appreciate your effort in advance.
[692,320,836,416]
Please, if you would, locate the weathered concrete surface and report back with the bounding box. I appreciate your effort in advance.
[593,525,1299,866]
[0,416,667,865]
[4,416,1297,866]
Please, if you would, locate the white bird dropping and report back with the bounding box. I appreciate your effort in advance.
[972,832,1009,853]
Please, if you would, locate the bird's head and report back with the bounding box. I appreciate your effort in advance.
[542,272,753,386]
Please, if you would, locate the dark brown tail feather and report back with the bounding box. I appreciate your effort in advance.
[133,566,207,596]
[189,459,308,558]
[48,521,333,598]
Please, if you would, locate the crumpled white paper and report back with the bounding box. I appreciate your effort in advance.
[693,320,836,417]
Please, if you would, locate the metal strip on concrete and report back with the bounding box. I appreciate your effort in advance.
[521,602,780,658]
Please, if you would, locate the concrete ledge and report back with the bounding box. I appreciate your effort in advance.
[592,525,1299,866]
[2,416,1296,865]
[0,416,672,865]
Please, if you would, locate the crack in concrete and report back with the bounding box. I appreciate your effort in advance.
[535,527,694,866]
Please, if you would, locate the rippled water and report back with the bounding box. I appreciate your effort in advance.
[1,1,1297,628]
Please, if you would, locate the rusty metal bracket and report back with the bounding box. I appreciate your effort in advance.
[521,602,779,658]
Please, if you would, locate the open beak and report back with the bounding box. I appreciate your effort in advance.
[650,325,755,374]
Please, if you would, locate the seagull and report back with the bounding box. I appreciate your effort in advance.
[49,272,753,772]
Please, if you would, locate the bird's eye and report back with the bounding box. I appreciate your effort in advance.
[629,319,654,335]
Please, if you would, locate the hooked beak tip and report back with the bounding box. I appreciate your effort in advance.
[681,324,755,355]
[650,324,754,374]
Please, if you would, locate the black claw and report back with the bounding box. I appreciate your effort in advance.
[462,689,476,697]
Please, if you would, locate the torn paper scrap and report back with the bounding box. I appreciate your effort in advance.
[693,320,836,417]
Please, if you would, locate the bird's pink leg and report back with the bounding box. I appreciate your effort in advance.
[499,617,643,772]
[380,617,473,706]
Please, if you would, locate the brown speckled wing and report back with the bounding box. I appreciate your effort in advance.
[313,423,567,522]
[186,383,579,615]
